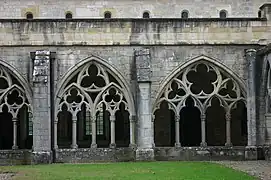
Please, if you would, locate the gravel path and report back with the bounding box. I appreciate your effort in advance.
[215,161,271,180]
[0,173,14,180]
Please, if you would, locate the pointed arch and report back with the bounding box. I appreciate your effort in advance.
[153,54,247,113]
[54,55,136,149]
[0,59,33,150]
[153,55,248,147]
[55,55,135,118]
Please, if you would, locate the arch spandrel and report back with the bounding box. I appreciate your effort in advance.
[153,55,247,115]
[55,55,135,119]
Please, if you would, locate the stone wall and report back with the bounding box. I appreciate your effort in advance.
[0,20,269,46]
[55,148,136,163]
[0,150,32,165]
[0,0,267,19]
[0,45,260,106]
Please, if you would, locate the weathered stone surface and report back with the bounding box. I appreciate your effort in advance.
[55,148,135,163]
[0,0,267,19]
[31,151,52,164]
[0,150,32,165]
[0,20,269,46]
[154,147,255,161]
[136,149,155,161]
[0,1,270,165]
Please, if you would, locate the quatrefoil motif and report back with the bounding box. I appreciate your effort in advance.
[187,64,217,95]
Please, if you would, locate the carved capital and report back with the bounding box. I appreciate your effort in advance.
[72,116,77,122]
[12,117,18,122]
[225,112,231,121]
[200,114,206,121]
[110,115,116,122]
[91,116,96,123]
[175,115,180,122]
[245,49,257,57]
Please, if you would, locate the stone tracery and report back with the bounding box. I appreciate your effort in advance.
[0,66,32,150]
[55,61,134,149]
[154,60,247,147]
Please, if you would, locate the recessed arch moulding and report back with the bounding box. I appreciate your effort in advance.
[54,55,136,149]
[152,55,247,147]
[55,55,136,120]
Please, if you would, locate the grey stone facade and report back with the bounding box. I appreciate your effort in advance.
[0,2,270,165]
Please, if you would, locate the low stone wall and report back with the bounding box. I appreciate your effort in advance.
[55,148,136,163]
[0,150,32,165]
[0,146,267,165]
[154,147,257,161]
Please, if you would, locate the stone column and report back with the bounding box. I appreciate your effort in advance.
[110,115,116,148]
[245,49,257,147]
[134,48,154,161]
[31,50,54,164]
[54,120,58,149]
[129,115,136,148]
[245,49,258,160]
[200,114,207,147]
[12,117,18,150]
[71,115,78,149]
[91,116,97,148]
[175,115,181,148]
[225,112,232,146]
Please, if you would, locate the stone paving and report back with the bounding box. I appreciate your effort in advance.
[215,161,271,180]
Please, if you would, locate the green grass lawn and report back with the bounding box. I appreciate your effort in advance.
[0,162,255,180]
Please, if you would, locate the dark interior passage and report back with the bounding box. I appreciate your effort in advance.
[231,101,247,146]
[0,108,13,149]
[180,97,201,146]
[0,104,32,150]
[17,105,33,149]
[115,103,130,147]
[206,97,226,146]
[57,107,72,148]
[154,101,175,147]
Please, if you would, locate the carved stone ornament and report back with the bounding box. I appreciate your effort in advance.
[154,61,246,115]
[57,62,130,119]
[0,66,31,118]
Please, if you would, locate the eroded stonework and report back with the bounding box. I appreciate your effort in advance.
[0,2,270,165]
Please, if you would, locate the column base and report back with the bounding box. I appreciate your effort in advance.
[200,142,207,147]
[91,143,97,148]
[110,143,116,149]
[129,143,137,149]
[225,142,233,147]
[31,151,52,164]
[12,145,18,150]
[245,146,261,160]
[71,144,78,149]
[175,143,181,149]
[136,148,155,161]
